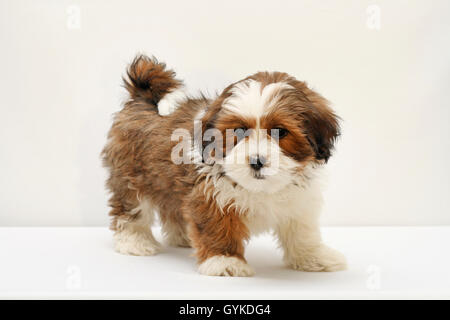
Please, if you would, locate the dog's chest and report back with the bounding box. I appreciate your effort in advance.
[215,182,323,236]
[240,188,303,235]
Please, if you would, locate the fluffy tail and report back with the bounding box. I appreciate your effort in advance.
[123,55,182,105]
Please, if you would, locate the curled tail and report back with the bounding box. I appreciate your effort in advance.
[123,54,183,105]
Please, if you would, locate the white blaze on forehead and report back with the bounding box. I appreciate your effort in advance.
[222,79,292,119]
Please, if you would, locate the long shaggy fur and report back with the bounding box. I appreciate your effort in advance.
[123,55,183,105]
[102,54,346,276]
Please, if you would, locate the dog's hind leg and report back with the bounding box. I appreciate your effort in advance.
[109,193,161,256]
[160,209,191,248]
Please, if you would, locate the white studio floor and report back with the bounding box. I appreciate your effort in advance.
[0,226,449,299]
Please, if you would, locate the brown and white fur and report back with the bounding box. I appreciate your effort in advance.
[102,55,346,276]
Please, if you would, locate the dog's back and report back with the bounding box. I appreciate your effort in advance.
[101,55,203,240]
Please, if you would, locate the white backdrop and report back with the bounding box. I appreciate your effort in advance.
[1,0,449,226]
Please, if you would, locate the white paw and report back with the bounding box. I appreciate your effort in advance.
[198,255,255,277]
[114,229,161,256]
[285,244,347,272]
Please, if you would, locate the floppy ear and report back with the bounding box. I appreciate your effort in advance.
[197,98,224,164]
[197,85,235,163]
[289,80,341,162]
[200,108,219,164]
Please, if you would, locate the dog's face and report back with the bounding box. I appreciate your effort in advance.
[200,72,340,193]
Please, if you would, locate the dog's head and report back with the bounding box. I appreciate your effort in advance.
[200,72,340,193]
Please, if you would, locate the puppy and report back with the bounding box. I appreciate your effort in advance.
[102,55,346,276]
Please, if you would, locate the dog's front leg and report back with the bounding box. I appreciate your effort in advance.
[276,213,347,272]
[184,198,254,277]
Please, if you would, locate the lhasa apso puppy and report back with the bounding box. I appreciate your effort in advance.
[102,55,346,276]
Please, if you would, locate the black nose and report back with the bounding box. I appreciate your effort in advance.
[249,156,266,171]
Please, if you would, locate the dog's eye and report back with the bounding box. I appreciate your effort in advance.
[233,127,248,139]
[234,127,247,133]
[272,128,289,139]
[233,127,248,141]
